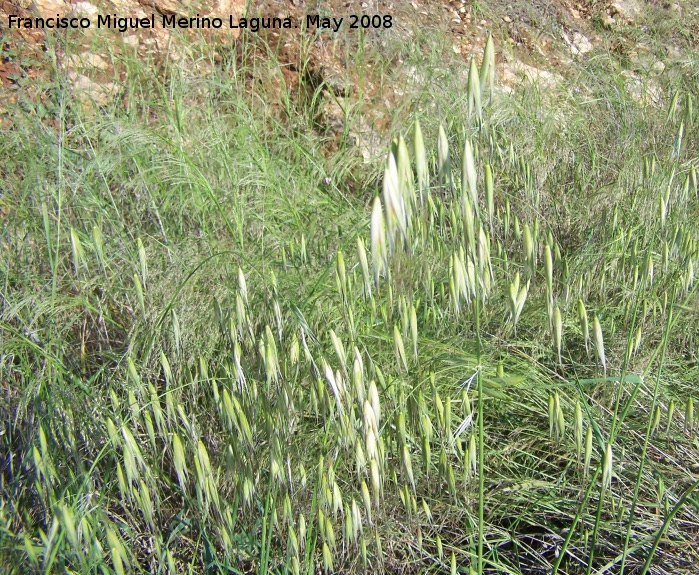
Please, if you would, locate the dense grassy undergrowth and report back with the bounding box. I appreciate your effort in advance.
[2,21,699,575]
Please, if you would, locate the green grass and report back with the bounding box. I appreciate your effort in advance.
[2,10,699,574]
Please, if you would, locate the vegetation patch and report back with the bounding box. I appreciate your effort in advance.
[2,4,699,573]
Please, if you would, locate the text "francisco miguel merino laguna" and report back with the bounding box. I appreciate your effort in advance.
[6,14,349,33]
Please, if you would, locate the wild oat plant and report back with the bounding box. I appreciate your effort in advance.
[2,32,699,575]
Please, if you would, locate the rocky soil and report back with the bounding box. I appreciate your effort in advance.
[1,0,697,153]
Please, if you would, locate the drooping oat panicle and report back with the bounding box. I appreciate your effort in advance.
[686,397,694,433]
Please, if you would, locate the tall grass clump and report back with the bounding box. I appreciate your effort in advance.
[2,14,699,575]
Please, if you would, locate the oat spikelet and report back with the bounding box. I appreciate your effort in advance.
[237,267,248,306]
[592,314,606,375]
[357,237,372,299]
[602,442,613,490]
[370,197,387,286]
[414,121,428,204]
[393,324,409,373]
[480,33,496,101]
[324,361,344,414]
[584,426,593,477]
[485,163,494,228]
[383,152,407,250]
[574,402,583,458]
[553,306,563,366]
[437,125,451,186]
[463,139,478,206]
[578,299,589,354]
[468,57,482,122]
[410,304,418,359]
